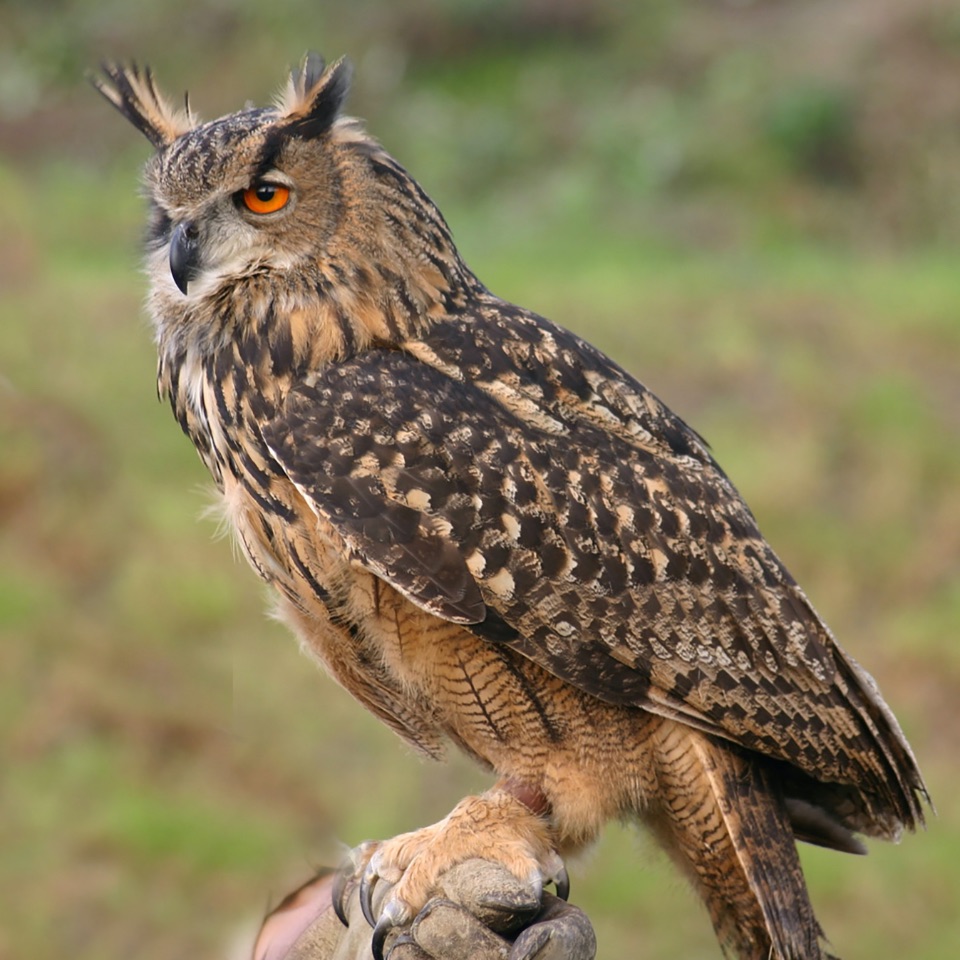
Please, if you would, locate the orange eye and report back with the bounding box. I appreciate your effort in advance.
[241,182,291,215]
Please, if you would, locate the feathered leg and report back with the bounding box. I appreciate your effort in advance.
[645,722,830,960]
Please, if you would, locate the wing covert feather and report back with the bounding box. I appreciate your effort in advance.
[261,308,926,827]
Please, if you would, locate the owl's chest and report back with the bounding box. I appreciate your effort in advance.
[163,341,278,484]
[160,345,224,483]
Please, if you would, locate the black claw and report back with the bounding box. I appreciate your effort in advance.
[359,869,378,927]
[371,912,395,960]
[553,865,570,901]
[331,867,351,927]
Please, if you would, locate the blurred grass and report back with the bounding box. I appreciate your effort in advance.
[2,2,959,958]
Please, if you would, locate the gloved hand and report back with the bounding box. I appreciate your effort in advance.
[252,859,596,960]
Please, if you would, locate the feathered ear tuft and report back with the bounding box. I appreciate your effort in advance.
[91,62,197,148]
[275,53,353,141]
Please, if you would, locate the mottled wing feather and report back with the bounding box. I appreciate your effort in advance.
[262,305,925,828]
[271,401,485,623]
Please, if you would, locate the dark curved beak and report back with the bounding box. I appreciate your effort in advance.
[169,221,201,295]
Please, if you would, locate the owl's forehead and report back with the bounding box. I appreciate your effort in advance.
[153,106,278,203]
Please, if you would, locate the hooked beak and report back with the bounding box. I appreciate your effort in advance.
[169,221,201,295]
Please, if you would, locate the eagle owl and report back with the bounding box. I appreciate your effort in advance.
[94,54,928,960]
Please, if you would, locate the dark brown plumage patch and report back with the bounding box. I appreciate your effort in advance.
[261,313,925,832]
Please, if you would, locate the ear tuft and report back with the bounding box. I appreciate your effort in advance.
[298,51,328,94]
[91,62,197,148]
[276,53,353,141]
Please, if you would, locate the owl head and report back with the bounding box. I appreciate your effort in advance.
[93,53,472,350]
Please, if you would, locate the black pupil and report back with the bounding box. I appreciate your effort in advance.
[255,184,276,202]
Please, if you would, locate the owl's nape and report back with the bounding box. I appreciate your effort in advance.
[97,51,928,960]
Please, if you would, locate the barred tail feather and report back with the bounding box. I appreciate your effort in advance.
[647,723,829,960]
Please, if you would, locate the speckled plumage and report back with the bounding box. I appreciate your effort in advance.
[95,55,928,959]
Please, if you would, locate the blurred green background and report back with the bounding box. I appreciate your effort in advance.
[1,1,958,958]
